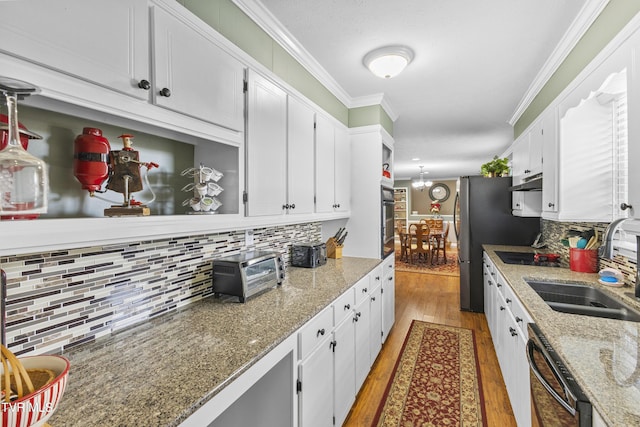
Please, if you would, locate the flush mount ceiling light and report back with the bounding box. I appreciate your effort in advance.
[412,165,433,191]
[363,46,414,79]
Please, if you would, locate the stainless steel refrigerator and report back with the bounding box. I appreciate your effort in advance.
[454,176,540,312]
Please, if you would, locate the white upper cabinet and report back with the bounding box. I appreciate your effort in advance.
[315,114,336,214]
[245,71,288,217]
[0,0,150,100]
[511,133,542,217]
[315,115,350,214]
[541,108,559,216]
[151,4,245,130]
[286,96,316,215]
[334,127,351,213]
[556,63,629,222]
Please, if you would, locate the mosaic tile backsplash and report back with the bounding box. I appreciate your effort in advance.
[0,222,321,356]
[541,219,637,286]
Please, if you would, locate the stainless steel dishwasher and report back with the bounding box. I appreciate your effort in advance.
[526,323,592,426]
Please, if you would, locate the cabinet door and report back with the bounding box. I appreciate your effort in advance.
[245,71,287,216]
[354,297,371,391]
[542,109,559,215]
[333,317,356,427]
[287,97,315,214]
[511,135,529,184]
[369,285,382,364]
[509,332,531,427]
[528,120,544,176]
[298,336,334,427]
[0,0,149,100]
[483,258,494,336]
[152,5,244,130]
[334,127,350,212]
[315,115,336,213]
[381,268,395,342]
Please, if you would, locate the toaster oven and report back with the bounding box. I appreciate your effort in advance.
[212,251,284,303]
[291,242,327,268]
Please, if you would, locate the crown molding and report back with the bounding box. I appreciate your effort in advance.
[233,0,351,106]
[508,0,611,125]
[350,93,399,121]
[232,0,399,119]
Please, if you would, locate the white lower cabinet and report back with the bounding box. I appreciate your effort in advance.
[353,287,372,391]
[298,333,334,427]
[297,264,394,427]
[333,316,356,427]
[484,251,531,427]
[369,284,383,364]
[381,254,395,342]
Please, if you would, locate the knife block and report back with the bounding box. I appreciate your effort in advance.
[326,237,343,259]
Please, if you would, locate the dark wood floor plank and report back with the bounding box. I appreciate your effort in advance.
[343,270,517,427]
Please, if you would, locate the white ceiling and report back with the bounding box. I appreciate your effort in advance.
[242,0,595,180]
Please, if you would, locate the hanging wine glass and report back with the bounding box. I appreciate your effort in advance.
[0,77,48,219]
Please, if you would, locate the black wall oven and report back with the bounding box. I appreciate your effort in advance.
[527,323,592,426]
[381,186,394,259]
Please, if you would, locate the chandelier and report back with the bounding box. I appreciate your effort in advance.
[412,165,433,191]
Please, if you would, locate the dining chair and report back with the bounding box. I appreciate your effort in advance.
[396,220,409,262]
[431,221,450,264]
[409,223,430,264]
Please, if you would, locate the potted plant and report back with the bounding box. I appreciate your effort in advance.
[480,156,510,177]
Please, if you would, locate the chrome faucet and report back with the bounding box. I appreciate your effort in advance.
[598,218,627,260]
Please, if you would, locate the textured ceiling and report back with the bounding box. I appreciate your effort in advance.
[255,0,589,180]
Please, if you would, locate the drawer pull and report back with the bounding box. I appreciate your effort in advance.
[159,87,172,97]
[500,306,506,311]
[516,316,523,323]
[317,328,325,337]
[509,327,518,337]
[371,296,376,302]
[137,79,150,90]
[344,304,351,310]
[506,298,512,303]
[362,287,368,293]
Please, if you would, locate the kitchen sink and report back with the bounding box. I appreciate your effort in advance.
[525,280,640,322]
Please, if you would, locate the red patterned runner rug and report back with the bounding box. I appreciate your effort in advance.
[373,320,487,427]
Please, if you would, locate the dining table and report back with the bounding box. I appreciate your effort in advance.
[398,225,445,265]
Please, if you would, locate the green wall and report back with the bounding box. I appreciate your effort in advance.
[348,105,394,135]
[181,0,390,131]
[515,0,640,137]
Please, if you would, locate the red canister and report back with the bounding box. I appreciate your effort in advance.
[73,127,111,192]
[569,248,598,273]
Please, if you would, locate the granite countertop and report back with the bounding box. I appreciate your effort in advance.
[47,257,381,427]
[484,245,640,427]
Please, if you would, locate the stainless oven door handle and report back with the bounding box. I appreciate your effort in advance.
[526,338,578,417]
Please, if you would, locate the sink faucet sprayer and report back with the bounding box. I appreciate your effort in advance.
[598,218,627,260]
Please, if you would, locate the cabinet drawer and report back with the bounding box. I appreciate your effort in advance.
[382,254,394,273]
[354,275,371,306]
[483,253,494,273]
[334,288,355,326]
[299,306,334,360]
[503,284,532,338]
[370,266,383,292]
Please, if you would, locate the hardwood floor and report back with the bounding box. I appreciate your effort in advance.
[343,270,517,427]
